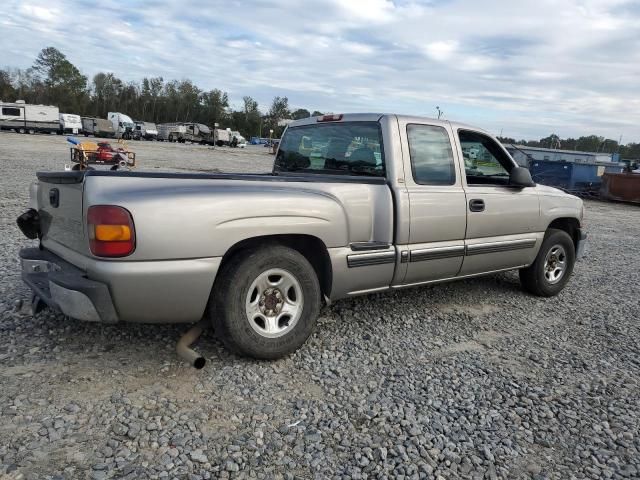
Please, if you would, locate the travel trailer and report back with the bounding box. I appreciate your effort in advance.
[213,128,231,146]
[157,123,187,142]
[0,100,59,133]
[59,113,82,134]
[81,117,116,138]
[133,121,158,140]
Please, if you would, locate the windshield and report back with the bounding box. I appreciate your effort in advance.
[274,121,385,177]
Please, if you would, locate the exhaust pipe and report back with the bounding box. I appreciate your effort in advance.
[176,320,207,369]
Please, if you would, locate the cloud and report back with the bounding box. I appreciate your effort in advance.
[424,40,458,62]
[0,0,639,141]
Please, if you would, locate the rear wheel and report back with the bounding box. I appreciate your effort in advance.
[519,228,575,296]
[210,245,321,359]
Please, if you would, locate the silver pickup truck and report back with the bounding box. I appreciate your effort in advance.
[17,113,586,359]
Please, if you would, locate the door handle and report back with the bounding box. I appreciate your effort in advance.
[469,199,485,212]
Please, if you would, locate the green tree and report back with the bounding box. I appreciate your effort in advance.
[0,69,16,101]
[242,96,261,137]
[92,72,124,117]
[268,96,290,136]
[31,47,87,111]
[291,108,311,120]
[199,88,229,126]
[311,110,324,117]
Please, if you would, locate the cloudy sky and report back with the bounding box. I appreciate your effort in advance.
[1,0,639,141]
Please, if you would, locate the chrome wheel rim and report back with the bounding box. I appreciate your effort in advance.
[544,244,567,284]
[245,268,303,338]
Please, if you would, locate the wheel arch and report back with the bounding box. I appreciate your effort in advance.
[215,234,333,299]
[547,217,580,249]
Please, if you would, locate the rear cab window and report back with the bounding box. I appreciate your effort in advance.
[274,122,385,177]
[407,124,456,185]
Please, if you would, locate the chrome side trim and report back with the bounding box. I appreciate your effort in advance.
[350,241,391,251]
[465,239,536,256]
[346,285,391,296]
[392,265,527,289]
[410,245,465,262]
[347,250,396,268]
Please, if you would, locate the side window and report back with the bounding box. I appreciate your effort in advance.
[407,124,456,185]
[459,130,513,185]
[2,107,21,116]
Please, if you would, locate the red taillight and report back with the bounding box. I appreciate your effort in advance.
[87,205,135,257]
[317,114,343,122]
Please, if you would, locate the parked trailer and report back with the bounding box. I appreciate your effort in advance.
[157,123,187,142]
[213,128,231,146]
[600,173,640,203]
[133,121,158,140]
[0,100,59,134]
[59,113,82,135]
[81,117,116,138]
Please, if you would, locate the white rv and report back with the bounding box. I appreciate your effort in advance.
[107,112,135,139]
[133,121,158,140]
[0,100,59,134]
[213,128,231,146]
[59,113,82,135]
[157,123,187,142]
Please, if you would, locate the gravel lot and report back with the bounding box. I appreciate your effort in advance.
[1,132,639,480]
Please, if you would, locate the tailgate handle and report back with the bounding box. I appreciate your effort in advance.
[469,198,485,212]
[49,188,60,208]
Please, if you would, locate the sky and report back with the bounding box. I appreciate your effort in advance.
[1,0,639,142]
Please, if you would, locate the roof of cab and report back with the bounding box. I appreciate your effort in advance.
[286,113,489,136]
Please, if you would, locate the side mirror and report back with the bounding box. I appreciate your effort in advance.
[509,166,535,188]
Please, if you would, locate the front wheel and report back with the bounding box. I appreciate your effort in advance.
[519,228,575,297]
[210,245,321,359]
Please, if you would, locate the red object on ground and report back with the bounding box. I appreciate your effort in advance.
[96,142,115,162]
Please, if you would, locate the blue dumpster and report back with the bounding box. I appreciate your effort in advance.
[529,160,624,193]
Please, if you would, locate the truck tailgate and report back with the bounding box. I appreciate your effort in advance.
[36,172,87,255]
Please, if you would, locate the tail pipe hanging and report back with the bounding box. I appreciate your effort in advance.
[176,320,207,369]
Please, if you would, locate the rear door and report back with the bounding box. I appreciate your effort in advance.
[396,120,467,285]
[455,129,541,275]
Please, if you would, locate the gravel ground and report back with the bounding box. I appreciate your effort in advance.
[1,131,639,480]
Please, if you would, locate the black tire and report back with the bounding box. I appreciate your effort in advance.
[519,228,575,297]
[210,245,321,359]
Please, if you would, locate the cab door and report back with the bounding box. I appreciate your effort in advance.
[396,120,467,286]
[455,129,542,275]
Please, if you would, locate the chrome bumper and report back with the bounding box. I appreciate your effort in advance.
[576,230,587,260]
[20,247,118,323]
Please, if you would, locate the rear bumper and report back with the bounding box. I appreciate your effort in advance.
[576,229,587,260]
[20,245,221,324]
[20,247,118,323]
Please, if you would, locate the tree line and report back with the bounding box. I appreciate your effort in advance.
[0,47,323,138]
[1,47,639,157]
